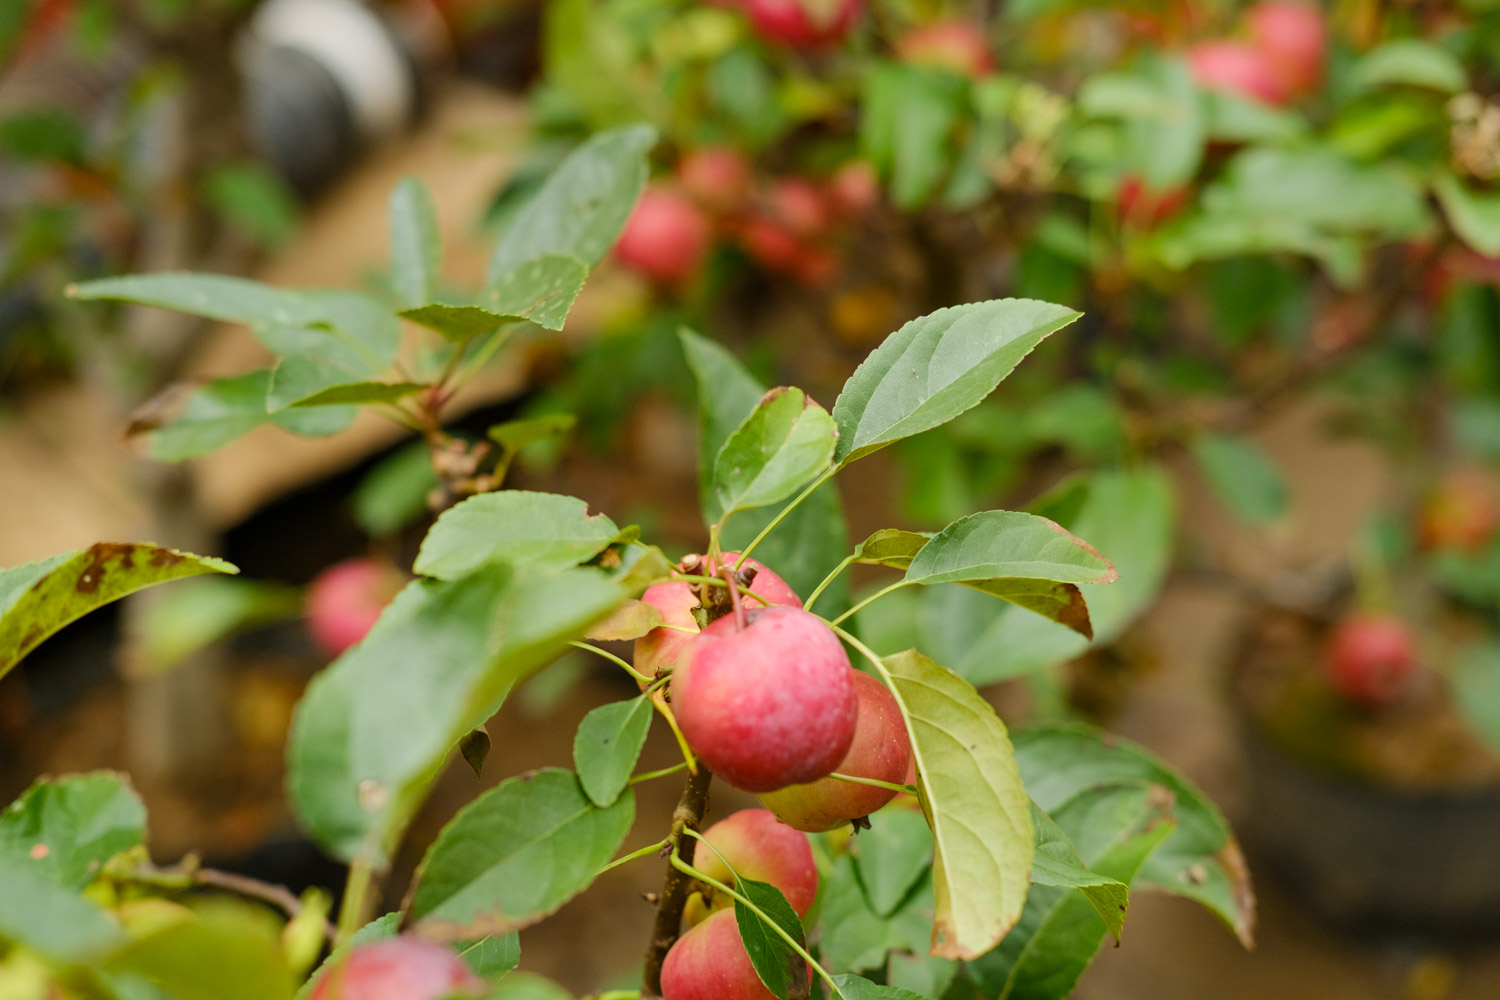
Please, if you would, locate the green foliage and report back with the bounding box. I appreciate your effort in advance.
[0,544,237,679]
[414,492,620,580]
[881,651,1034,960]
[733,878,806,999]
[1191,433,1290,526]
[832,300,1082,465]
[0,773,145,890]
[714,387,837,521]
[389,177,443,308]
[410,769,635,938]
[573,696,653,807]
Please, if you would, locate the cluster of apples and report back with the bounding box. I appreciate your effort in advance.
[614,152,879,290]
[662,808,820,1000]
[637,552,912,829]
[1186,1,1326,108]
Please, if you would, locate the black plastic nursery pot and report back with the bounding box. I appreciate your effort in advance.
[1239,721,1500,942]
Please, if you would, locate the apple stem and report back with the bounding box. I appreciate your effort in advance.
[828,772,915,795]
[826,579,914,628]
[641,765,714,997]
[650,690,699,774]
[734,466,836,570]
[570,639,653,684]
[670,574,775,609]
[721,566,749,630]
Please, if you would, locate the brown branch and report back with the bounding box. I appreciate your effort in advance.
[641,764,714,998]
[114,861,335,944]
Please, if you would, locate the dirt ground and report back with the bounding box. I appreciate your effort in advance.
[4,81,1500,999]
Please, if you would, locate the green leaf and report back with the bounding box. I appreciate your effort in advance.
[1452,640,1500,754]
[400,303,516,342]
[137,576,300,676]
[69,274,392,340]
[830,974,929,1000]
[680,328,850,604]
[459,933,521,977]
[939,465,1175,685]
[0,544,238,680]
[852,529,932,571]
[104,906,295,1000]
[680,327,769,525]
[201,162,300,249]
[573,695,653,807]
[967,783,1175,1000]
[1081,57,1205,188]
[1013,723,1255,946]
[904,510,1118,638]
[353,442,440,538]
[1028,801,1127,939]
[459,728,492,778]
[287,565,627,863]
[0,773,145,890]
[285,380,428,408]
[1191,432,1288,526]
[853,806,933,917]
[136,370,355,462]
[882,650,1033,959]
[1348,39,1467,94]
[861,63,967,210]
[734,877,805,1000]
[714,387,837,520]
[260,317,399,413]
[0,107,87,164]
[820,856,936,973]
[411,769,635,937]
[489,414,578,454]
[390,177,442,308]
[1434,171,1500,258]
[415,492,620,580]
[0,857,123,959]
[485,254,590,332]
[832,300,1082,465]
[487,124,656,281]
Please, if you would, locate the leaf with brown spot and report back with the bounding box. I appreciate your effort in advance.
[0,544,238,679]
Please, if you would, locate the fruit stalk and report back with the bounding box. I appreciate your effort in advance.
[642,763,715,997]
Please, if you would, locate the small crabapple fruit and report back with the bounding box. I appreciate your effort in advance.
[895,20,993,78]
[1323,613,1418,708]
[760,670,911,831]
[691,809,818,917]
[662,909,808,1000]
[1186,41,1286,105]
[1246,1,1325,99]
[633,552,801,685]
[306,558,403,657]
[674,605,857,792]
[307,937,485,1000]
[615,186,712,285]
[741,0,861,49]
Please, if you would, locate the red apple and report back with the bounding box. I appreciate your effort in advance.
[1418,470,1500,554]
[662,909,807,1000]
[1186,41,1286,105]
[760,671,911,831]
[895,20,993,78]
[1323,614,1418,708]
[308,937,484,1000]
[741,0,862,49]
[633,553,802,685]
[770,178,831,238]
[615,186,712,285]
[1247,1,1325,99]
[674,606,857,792]
[679,148,755,214]
[693,809,818,916]
[306,558,403,657]
[827,161,880,218]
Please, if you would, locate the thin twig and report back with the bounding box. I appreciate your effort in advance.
[641,765,714,997]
